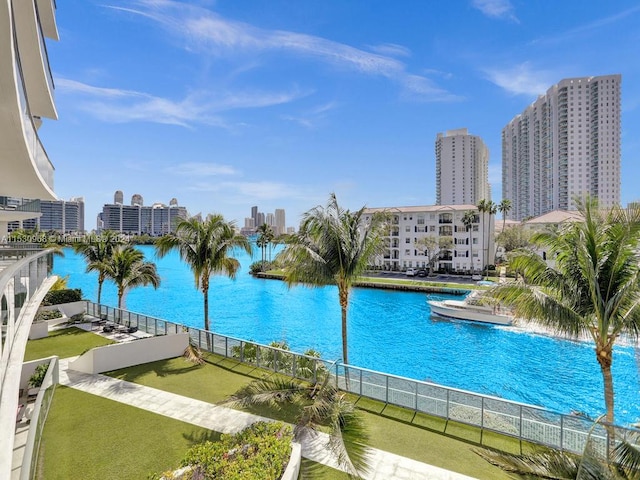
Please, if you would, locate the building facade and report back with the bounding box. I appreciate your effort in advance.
[16,197,85,233]
[364,205,495,273]
[0,1,60,477]
[0,0,59,239]
[436,128,490,205]
[274,208,286,235]
[101,192,187,235]
[502,74,621,221]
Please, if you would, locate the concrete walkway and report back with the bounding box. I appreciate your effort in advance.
[58,359,478,480]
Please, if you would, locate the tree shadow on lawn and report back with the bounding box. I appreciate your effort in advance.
[106,358,205,382]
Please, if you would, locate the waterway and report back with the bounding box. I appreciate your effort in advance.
[52,245,640,424]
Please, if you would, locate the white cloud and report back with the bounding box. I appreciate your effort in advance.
[529,4,640,46]
[56,77,308,127]
[366,43,411,58]
[472,0,518,23]
[111,0,458,102]
[483,62,555,96]
[166,162,239,176]
[281,101,339,128]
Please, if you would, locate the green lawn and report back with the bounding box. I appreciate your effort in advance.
[105,354,518,479]
[37,387,219,480]
[24,327,114,361]
[32,329,519,478]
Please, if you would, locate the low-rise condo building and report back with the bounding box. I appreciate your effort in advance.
[364,204,495,273]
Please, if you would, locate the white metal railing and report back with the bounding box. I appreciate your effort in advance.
[20,356,58,480]
[0,249,54,480]
[84,301,640,454]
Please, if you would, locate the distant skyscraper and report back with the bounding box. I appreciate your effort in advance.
[114,190,124,205]
[266,213,275,228]
[256,212,265,226]
[101,192,187,235]
[502,74,621,220]
[12,197,85,233]
[274,208,285,235]
[251,206,258,226]
[436,128,490,205]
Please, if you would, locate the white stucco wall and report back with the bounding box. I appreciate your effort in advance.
[69,333,189,374]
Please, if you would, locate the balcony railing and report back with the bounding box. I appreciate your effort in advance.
[14,56,55,192]
[0,249,54,480]
[84,301,640,457]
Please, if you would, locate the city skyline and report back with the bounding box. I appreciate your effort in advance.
[40,1,640,225]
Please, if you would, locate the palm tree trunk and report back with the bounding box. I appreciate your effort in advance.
[597,344,615,456]
[468,229,473,273]
[339,285,349,365]
[97,274,104,304]
[597,346,615,425]
[202,276,211,351]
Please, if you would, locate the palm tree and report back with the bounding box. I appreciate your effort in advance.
[276,193,387,365]
[256,223,274,266]
[103,245,160,309]
[498,198,512,233]
[462,210,476,274]
[477,199,497,279]
[414,235,438,275]
[229,369,370,478]
[155,215,252,333]
[490,199,640,427]
[72,230,122,303]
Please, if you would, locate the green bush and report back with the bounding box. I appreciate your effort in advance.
[151,422,292,480]
[231,341,257,363]
[262,341,293,373]
[42,288,82,305]
[35,309,63,322]
[29,363,49,388]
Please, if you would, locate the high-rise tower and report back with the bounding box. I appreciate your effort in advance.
[436,128,490,205]
[502,75,621,220]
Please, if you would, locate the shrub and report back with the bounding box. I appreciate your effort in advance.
[42,288,82,305]
[151,422,292,480]
[35,309,63,322]
[297,348,328,381]
[262,341,293,373]
[185,422,292,480]
[29,364,49,388]
[231,342,257,363]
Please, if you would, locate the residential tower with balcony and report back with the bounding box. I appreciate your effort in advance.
[502,75,621,221]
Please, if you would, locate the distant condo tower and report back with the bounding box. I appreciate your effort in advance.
[502,74,621,221]
[436,128,490,205]
[114,190,124,205]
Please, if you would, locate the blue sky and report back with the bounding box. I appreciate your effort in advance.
[41,0,640,230]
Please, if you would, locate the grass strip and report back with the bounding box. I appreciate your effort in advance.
[37,386,219,480]
[24,327,114,361]
[105,354,517,479]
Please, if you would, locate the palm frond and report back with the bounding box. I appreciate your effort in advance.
[227,377,310,410]
[473,447,580,479]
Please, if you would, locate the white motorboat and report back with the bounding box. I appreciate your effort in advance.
[427,292,513,326]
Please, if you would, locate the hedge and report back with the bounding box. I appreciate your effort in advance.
[42,289,82,305]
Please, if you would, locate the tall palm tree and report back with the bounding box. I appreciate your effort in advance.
[477,199,497,279]
[462,210,476,274]
[490,199,640,426]
[103,245,160,309]
[72,230,122,303]
[276,193,387,365]
[256,223,274,265]
[155,215,252,333]
[498,198,512,233]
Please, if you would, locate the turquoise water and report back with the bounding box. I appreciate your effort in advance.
[53,245,640,424]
